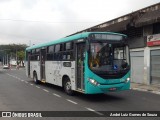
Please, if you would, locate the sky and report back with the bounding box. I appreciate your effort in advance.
[0,0,159,46]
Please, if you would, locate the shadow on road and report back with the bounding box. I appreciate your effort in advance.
[0,70,5,74]
[73,93,125,103]
[28,80,125,103]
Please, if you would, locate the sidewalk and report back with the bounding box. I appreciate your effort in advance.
[131,82,160,95]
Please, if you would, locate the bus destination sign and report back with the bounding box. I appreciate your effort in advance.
[91,34,123,41]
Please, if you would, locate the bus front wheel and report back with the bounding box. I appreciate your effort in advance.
[64,78,73,95]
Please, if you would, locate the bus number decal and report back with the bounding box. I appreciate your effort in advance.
[63,62,71,67]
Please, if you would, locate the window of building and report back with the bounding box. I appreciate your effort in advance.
[122,27,143,38]
[153,22,160,34]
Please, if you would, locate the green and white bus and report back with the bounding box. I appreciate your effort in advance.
[25,32,130,95]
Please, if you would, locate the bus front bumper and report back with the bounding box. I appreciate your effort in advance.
[86,81,130,94]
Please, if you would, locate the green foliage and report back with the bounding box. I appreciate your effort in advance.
[17,51,25,61]
[0,44,27,56]
[0,44,27,65]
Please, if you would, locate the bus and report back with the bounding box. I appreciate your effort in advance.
[25,32,130,95]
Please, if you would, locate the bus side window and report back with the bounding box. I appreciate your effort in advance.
[37,55,40,60]
[63,53,67,60]
[66,42,72,50]
[36,49,40,54]
[55,44,60,52]
[54,44,59,60]
[67,54,71,60]
[65,42,74,60]
[67,51,73,60]
[47,45,54,60]
[32,49,35,54]
[60,44,64,51]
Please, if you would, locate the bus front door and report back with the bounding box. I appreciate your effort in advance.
[40,49,46,81]
[76,43,85,91]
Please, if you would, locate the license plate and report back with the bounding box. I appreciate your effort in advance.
[109,88,117,91]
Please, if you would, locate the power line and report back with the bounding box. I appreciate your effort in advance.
[0,32,35,40]
[0,18,103,24]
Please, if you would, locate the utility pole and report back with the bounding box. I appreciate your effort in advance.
[3,57,4,65]
[7,54,8,65]
[16,49,17,65]
[0,49,10,66]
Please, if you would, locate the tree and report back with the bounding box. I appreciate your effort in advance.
[0,44,27,65]
[17,51,25,67]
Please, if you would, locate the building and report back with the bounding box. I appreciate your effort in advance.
[69,3,160,85]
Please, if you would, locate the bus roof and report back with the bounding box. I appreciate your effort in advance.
[26,32,126,51]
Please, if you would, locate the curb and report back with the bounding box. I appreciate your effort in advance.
[131,88,160,95]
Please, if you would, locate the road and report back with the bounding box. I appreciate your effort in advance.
[0,68,160,120]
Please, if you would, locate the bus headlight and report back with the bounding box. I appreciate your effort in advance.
[125,77,130,83]
[88,78,99,86]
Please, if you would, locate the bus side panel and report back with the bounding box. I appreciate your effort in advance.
[45,61,57,85]
[25,61,28,77]
[45,61,76,90]
[59,61,76,90]
[30,61,40,80]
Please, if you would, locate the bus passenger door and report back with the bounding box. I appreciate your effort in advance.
[40,48,46,81]
[27,52,31,77]
[76,43,85,91]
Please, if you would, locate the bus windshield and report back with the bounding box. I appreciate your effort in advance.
[89,41,130,78]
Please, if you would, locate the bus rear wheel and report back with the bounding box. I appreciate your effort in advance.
[64,78,74,95]
[33,72,40,84]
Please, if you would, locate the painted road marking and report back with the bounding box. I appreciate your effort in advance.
[85,107,104,116]
[53,93,61,98]
[66,99,78,105]
[17,78,20,80]
[43,89,49,93]
[132,88,160,95]
[36,86,40,89]
[151,91,160,95]
[25,81,28,84]
[21,80,24,82]
[132,88,149,92]
[30,84,33,86]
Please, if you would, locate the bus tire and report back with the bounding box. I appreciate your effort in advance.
[64,78,74,95]
[33,72,40,84]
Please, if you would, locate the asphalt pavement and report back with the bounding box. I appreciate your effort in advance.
[0,68,160,120]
